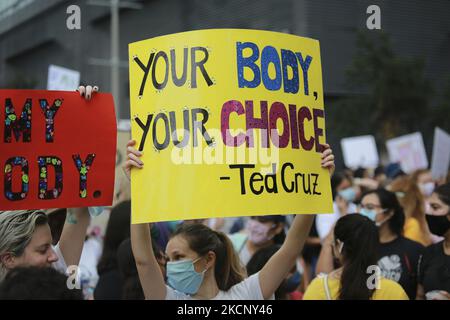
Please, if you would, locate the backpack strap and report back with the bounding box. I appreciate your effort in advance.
[323,274,332,300]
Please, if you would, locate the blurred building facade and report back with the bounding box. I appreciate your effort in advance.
[0,0,449,162]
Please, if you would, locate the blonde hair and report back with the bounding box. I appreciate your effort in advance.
[0,210,48,281]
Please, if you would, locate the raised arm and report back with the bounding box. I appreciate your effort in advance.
[58,207,90,267]
[258,144,335,299]
[131,222,166,299]
[315,227,335,275]
[125,139,166,300]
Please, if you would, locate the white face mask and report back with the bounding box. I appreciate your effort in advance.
[419,182,435,197]
[375,214,390,227]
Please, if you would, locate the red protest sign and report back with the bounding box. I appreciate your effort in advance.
[0,90,116,210]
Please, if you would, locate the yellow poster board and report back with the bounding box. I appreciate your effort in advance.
[129,29,332,224]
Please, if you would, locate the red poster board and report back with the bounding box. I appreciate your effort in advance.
[0,90,116,210]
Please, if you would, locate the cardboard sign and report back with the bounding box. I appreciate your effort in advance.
[128,29,332,223]
[47,65,80,91]
[341,135,379,169]
[0,90,117,210]
[431,127,450,180]
[386,132,428,174]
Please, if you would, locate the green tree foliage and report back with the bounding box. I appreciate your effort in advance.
[326,31,450,167]
[339,31,433,141]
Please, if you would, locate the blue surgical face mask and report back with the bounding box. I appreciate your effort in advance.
[338,187,356,203]
[166,257,206,295]
[359,208,389,227]
[359,208,377,221]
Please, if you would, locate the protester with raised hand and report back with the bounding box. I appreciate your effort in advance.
[125,139,335,300]
[0,86,97,282]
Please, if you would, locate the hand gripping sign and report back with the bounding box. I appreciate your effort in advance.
[129,29,332,224]
[0,90,117,210]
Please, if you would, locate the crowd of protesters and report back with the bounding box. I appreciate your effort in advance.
[0,86,449,300]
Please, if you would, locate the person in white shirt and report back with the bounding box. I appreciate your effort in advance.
[124,139,336,300]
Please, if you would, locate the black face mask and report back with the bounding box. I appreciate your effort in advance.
[426,214,450,237]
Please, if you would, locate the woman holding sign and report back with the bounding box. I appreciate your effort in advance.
[0,86,98,282]
[125,139,335,300]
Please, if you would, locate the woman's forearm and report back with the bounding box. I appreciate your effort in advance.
[283,214,315,261]
[59,207,91,268]
[131,222,166,299]
[131,223,153,264]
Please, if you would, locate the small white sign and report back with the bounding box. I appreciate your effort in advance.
[47,65,80,91]
[341,135,379,169]
[431,127,450,181]
[386,132,428,173]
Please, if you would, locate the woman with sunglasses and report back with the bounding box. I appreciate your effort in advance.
[126,140,336,300]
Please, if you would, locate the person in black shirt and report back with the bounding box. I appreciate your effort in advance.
[417,183,450,300]
[377,235,423,299]
[359,189,424,300]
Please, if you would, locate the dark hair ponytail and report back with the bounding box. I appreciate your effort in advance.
[172,223,246,291]
[214,231,247,290]
[334,214,379,300]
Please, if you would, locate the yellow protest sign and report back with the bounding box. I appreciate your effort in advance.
[129,29,332,224]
